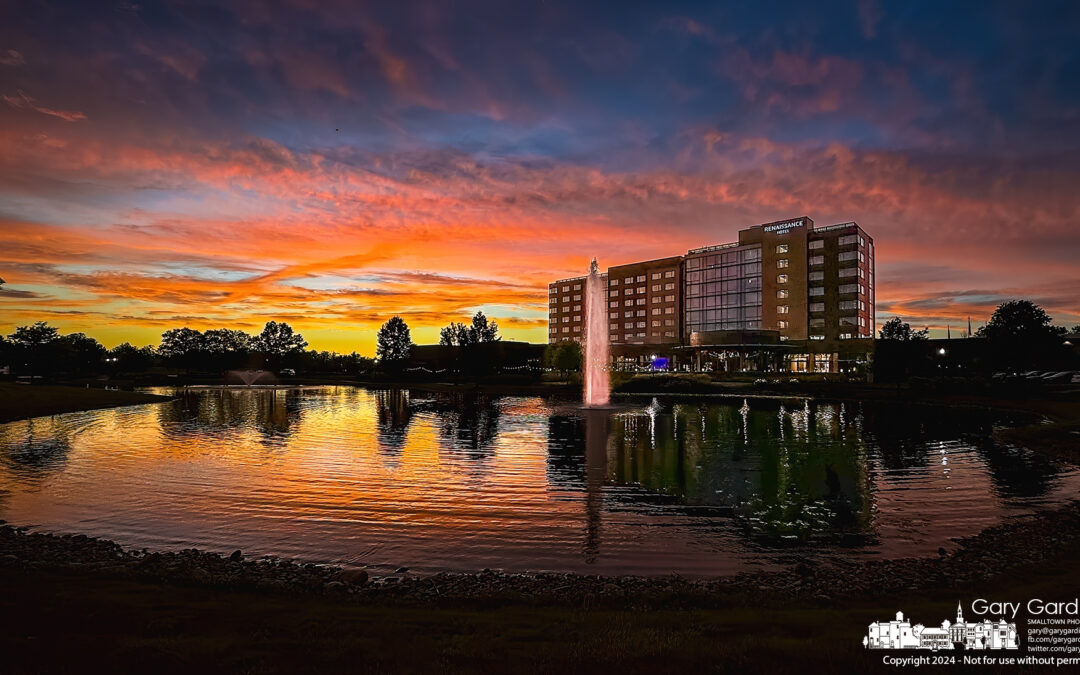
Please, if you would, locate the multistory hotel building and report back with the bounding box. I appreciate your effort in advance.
[547,216,875,374]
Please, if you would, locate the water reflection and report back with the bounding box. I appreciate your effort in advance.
[0,388,1075,576]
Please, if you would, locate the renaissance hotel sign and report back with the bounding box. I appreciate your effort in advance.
[762,218,807,234]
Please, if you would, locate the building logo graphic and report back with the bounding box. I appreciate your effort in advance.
[864,603,1019,651]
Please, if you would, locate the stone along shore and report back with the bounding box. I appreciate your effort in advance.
[3,498,1080,609]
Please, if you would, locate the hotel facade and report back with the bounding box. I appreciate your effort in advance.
[547,216,875,374]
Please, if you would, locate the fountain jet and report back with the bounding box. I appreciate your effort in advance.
[583,258,610,406]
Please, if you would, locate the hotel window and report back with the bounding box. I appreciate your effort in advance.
[839,332,853,340]
[561,327,569,333]
[572,315,580,322]
[809,286,824,296]
[561,316,569,323]
[810,302,825,312]
[839,267,857,278]
[664,307,674,314]
[859,284,867,295]
[623,276,633,284]
[664,294,675,302]
[561,286,569,292]
[651,272,661,280]
[636,310,646,316]
[858,267,865,278]
[609,312,618,319]
[664,319,675,326]
[609,301,618,308]
[664,331,676,337]
[561,296,569,303]
[775,244,789,254]
[572,305,580,311]
[610,323,618,330]
[778,320,789,329]
[610,279,618,285]
[839,300,858,311]
[572,293,581,300]
[839,234,858,246]
[651,284,661,292]
[777,259,789,269]
[572,325,580,332]
[664,270,676,278]
[809,239,824,249]
[624,300,633,307]
[635,275,646,282]
[839,284,858,294]
[636,298,646,305]
[573,284,581,290]
[810,335,825,341]
[777,305,790,314]
[810,318,825,328]
[651,320,660,327]
[810,255,825,265]
[636,321,646,328]
[664,283,675,290]
[610,334,618,341]
[609,290,619,297]
[776,290,789,299]
[859,251,865,262]
[651,308,661,315]
[839,251,858,262]
[859,236,865,247]
[859,300,866,311]
[624,311,633,318]
[777,274,789,284]
[624,322,633,329]
[651,296,660,303]
[809,271,824,281]
[636,286,646,294]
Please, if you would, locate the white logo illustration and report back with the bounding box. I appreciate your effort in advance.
[864,603,1019,651]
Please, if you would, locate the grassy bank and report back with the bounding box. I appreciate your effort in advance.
[0,382,173,423]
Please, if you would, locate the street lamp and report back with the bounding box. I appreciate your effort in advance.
[938,347,946,356]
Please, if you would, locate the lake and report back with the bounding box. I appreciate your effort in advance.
[1,386,1076,576]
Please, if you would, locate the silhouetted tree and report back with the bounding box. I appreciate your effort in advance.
[54,332,106,375]
[109,342,157,372]
[976,300,1067,371]
[439,322,472,346]
[470,311,500,343]
[878,317,928,341]
[8,322,60,382]
[376,316,412,368]
[158,327,205,371]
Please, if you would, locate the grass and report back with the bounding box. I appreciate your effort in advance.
[0,382,173,423]
[4,549,1080,674]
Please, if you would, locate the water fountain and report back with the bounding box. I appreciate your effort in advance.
[583,258,610,407]
[224,369,277,387]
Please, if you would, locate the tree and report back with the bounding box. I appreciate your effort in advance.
[878,317,928,341]
[439,322,472,346]
[544,340,582,377]
[8,322,60,382]
[255,321,307,356]
[54,332,106,375]
[438,312,499,346]
[109,342,157,372]
[470,311,499,343]
[976,300,1067,371]
[376,316,412,366]
[158,327,205,371]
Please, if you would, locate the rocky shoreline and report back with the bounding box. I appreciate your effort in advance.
[4,499,1080,609]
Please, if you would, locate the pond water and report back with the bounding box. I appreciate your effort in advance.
[1,386,1076,576]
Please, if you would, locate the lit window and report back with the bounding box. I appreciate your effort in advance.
[776,290,789,299]
[625,300,633,307]
[777,274,789,284]
[635,275,646,282]
[609,312,618,319]
[777,259,789,269]
[624,311,633,318]
[651,272,661,280]
[810,255,825,265]
[651,284,661,292]
[573,284,581,290]
[778,320,789,329]
[572,305,580,312]
[623,277,632,284]
[665,295,675,302]
[572,294,580,301]
[809,239,824,250]
[810,335,825,341]
[664,283,675,290]
[562,286,569,292]
[664,270,676,278]
[609,290,619,297]
[809,271,825,281]
[636,310,645,317]
[610,279,619,285]
[777,305,790,314]
[609,301,618,308]
[636,298,646,305]
[636,286,646,294]
[664,307,674,314]
[775,244,789,254]
[810,302,825,312]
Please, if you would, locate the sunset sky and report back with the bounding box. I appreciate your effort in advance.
[1,0,1078,354]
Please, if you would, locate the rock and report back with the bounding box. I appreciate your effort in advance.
[340,569,369,586]
[229,550,243,562]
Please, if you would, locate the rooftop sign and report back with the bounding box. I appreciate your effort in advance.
[762,218,806,233]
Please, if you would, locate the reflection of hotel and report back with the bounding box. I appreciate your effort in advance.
[548,217,875,374]
[865,605,1019,651]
